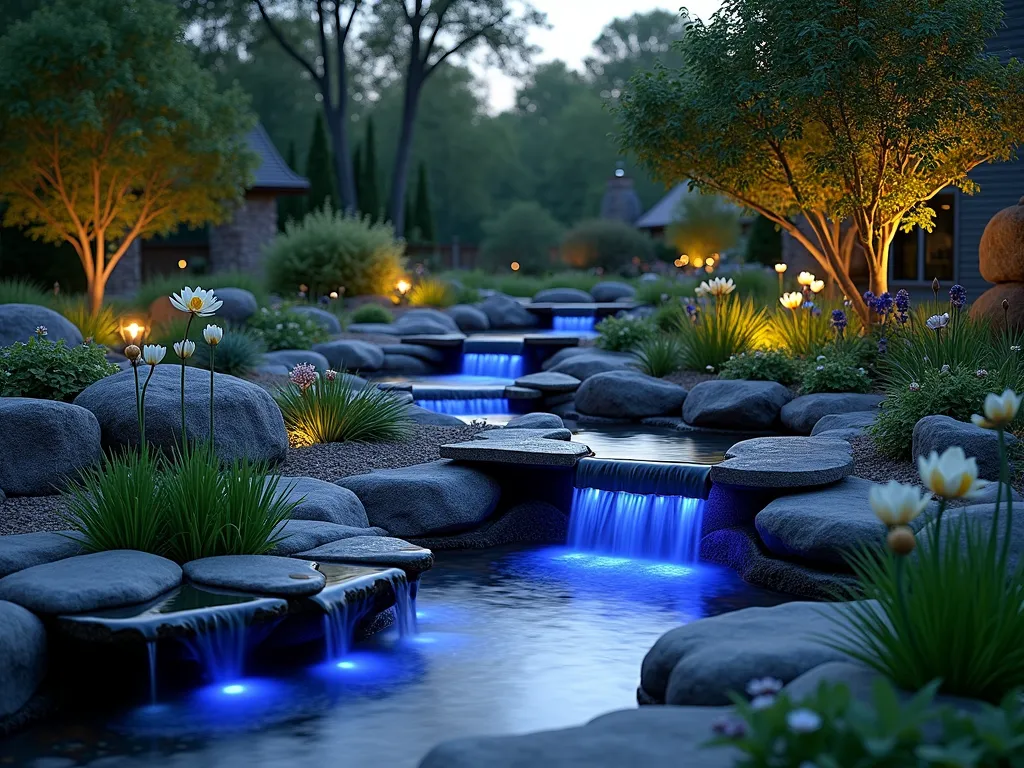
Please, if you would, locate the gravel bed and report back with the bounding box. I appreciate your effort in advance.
[0,495,69,536]
[663,370,716,390]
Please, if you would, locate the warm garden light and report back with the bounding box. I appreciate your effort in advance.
[510,261,520,271]
[177,259,187,269]
[396,279,412,295]
[329,291,339,299]
[693,257,704,268]
[119,320,145,346]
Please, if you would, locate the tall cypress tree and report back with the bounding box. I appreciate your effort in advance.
[305,114,337,213]
[412,161,435,243]
[360,117,380,221]
[278,141,305,229]
[352,142,363,213]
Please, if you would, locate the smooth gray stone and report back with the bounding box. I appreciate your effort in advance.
[419,706,736,768]
[346,322,401,336]
[969,482,1023,504]
[641,601,861,705]
[683,380,794,430]
[916,502,1024,571]
[479,294,538,329]
[810,410,879,436]
[548,351,636,380]
[295,536,434,578]
[412,501,568,551]
[312,340,385,372]
[514,372,581,393]
[335,460,501,538]
[380,343,445,364]
[405,405,465,426]
[575,370,687,419]
[0,304,82,347]
[541,346,593,370]
[532,287,593,303]
[0,532,84,579]
[0,551,181,615]
[505,412,564,430]
[0,398,102,496]
[75,367,288,464]
[781,393,884,435]
[381,354,434,375]
[395,308,461,334]
[183,555,326,597]
[754,477,888,567]
[269,519,387,556]
[212,287,258,324]
[266,476,369,527]
[590,281,636,302]
[504,386,543,400]
[447,304,490,332]
[913,414,1015,480]
[255,363,289,376]
[711,436,854,488]
[440,437,591,466]
[289,305,343,334]
[0,600,46,719]
[262,349,331,373]
[475,428,572,441]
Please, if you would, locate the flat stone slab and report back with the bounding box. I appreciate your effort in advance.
[0,531,84,579]
[710,436,854,488]
[440,438,592,467]
[513,372,581,393]
[0,600,46,719]
[0,550,181,615]
[504,386,543,400]
[379,343,445,364]
[269,520,387,556]
[781,393,884,435]
[183,555,326,597]
[295,536,434,578]
[266,476,370,527]
[474,428,573,441]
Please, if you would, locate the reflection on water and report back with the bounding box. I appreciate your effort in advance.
[570,424,750,465]
[6,546,788,768]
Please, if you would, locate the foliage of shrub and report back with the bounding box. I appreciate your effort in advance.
[0,335,118,401]
[192,328,265,377]
[275,372,413,446]
[265,204,405,298]
[0,277,49,306]
[246,307,331,351]
[52,296,120,346]
[634,277,697,306]
[349,304,393,324]
[719,349,802,385]
[800,355,872,394]
[595,315,656,351]
[633,335,684,377]
[479,202,563,275]
[673,296,771,371]
[560,219,654,273]
[134,270,268,313]
[407,277,456,307]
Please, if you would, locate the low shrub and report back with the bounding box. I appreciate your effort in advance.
[595,315,656,352]
[265,204,405,299]
[719,349,802,385]
[479,202,563,275]
[634,278,696,306]
[800,355,872,394]
[633,335,684,377]
[407,277,456,307]
[673,296,771,372]
[275,368,412,446]
[560,219,654,273]
[0,334,119,401]
[192,328,265,377]
[246,307,331,351]
[349,304,393,324]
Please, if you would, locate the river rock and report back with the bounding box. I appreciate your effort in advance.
[269,519,387,556]
[916,502,1024,570]
[590,281,636,302]
[380,344,445,364]
[312,340,385,372]
[683,380,793,430]
[74,367,288,464]
[810,410,878,439]
[514,372,581,393]
[479,294,538,329]
[0,398,103,496]
[212,287,258,324]
[711,436,854,489]
[970,283,1024,332]
[913,414,1015,480]
[505,412,564,430]
[0,304,82,347]
[266,476,369,527]
[405,405,466,426]
[262,349,331,373]
[547,351,635,380]
[183,555,326,597]
[532,288,593,303]
[295,536,434,578]
[0,532,84,579]
[781,393,884,435]
[447,304,490,332]
[289,305,343,334]
[0,601,46,719]
[575,371,687,419]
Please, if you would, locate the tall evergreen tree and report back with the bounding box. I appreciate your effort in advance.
[360,117,380,221]
[278,140,306,229]
[412,161,434,243]
[305,113,336,212]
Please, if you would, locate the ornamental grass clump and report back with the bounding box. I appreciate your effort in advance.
[830,390,1024,702]
[632,334,684,377]
[671,290,770,372]
[407,277,456,308]
[276,365,412,446]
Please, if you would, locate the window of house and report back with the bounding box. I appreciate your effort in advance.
[889,193,956,282]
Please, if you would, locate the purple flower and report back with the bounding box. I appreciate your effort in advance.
[830,309,847,331]
[895,289,911,313]
[863,290,875,306]
[949,284,967,309]
[874,292,893,315]
[746,677,784,697]
[896,311,909,325]
[289,362,319,392]
[811,307,821,317]
[877,337,888,354]
[685,304,698,316]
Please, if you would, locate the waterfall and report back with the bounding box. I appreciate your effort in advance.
[461,353,525,379]
[553,314,595,332]
[181,611,251,682]
[415,398,510,415]
[147,641,158,704]
[388,572,418,638]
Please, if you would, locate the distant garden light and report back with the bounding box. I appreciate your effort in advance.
[396,279,412,295]
[177,259,187,270]
[510,261,521,271]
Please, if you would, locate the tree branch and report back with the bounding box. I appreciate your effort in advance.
[425,12,510,78]
[253,0,324,88]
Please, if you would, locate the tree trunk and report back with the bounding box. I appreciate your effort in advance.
[326,103,357,213]
[88,267,105,316]
[388,67,423,236]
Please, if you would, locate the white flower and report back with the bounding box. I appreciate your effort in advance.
[918,446,987,500]
[797,271,815,286]
[700,277,736,297]
[925,313,949,331]
[909,382,920,392]
[809,279,825,294]
[746,677,783,697]
[754,351,764,358]
[976,369,988,378]
[34,325,47,337]
[203,325,223,346]
[940,364,950,374]
[324,369,338,382]
[971,389,1023,430]
[869,481,930,526]
[1012,345,1021,353]
[705,365,715,372]
[750,694,776,710]
[170,286,223,317]
[174,339,196,359]
[780,292,803,310]
[816,355,826,362]
[858,367,866,374]
[816,365,824,371]
[787,709,822,734]
[142,344,166,366]
[694,284,708,298]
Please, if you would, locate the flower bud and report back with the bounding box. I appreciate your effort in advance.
[124,344,141,361]
[887,526,916,556]
[1004,299,1010,311]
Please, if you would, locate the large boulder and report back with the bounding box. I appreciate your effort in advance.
[916,502,1024,570]
[575,371,687,419]
[913,414,1015,480]
[0,550,181,615]
[479,294,538,329]
[289,305,343,334]
[262,349,331,373]
[979,197,1024,283]
[74,367,288,464]
[970,283,1024,332]
[0,601,46,719]
[183,555,326,598]
[394,308,461,336]
[547,351,635,381]
[683,380,794,430]
[212,287,258,324]
[505,412,564,430]
[312,340,385,372]
[532,287,593,303]
[447,304,490,332]
[267,476,369,527]
[0,304,82,347]
[335,460,501,537]
[0,398,103,496]
[780,393,884,435]
[269,519,387,556]
[590,281,636,303]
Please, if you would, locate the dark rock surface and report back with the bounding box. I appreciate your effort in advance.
[183,555,326,597]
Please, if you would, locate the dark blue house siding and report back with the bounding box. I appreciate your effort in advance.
[958,0,1024,297]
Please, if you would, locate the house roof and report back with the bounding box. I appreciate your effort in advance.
[636,182,749,229]
[247,123,310,194]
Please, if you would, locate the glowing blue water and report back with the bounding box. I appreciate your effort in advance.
[415,398,510,415]
[553,315,595,332]
[181,612,250,683]
[461,352,524,378]
[567,487,705,563]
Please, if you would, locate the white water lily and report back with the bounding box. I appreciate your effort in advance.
[203,324,224,346]
[925,313,949,331]
[786,709,822,734]
[797,271,815,286]
[971,389,1023,430]
[869,481,930,526]
[142,344,166,366]
[810,279,825,294]
[694,284,708,298]
[170,286,223,317]
[917,446,987,499]
[700,277,736,297]
[174,339,196,359]
[780,292,803,310]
